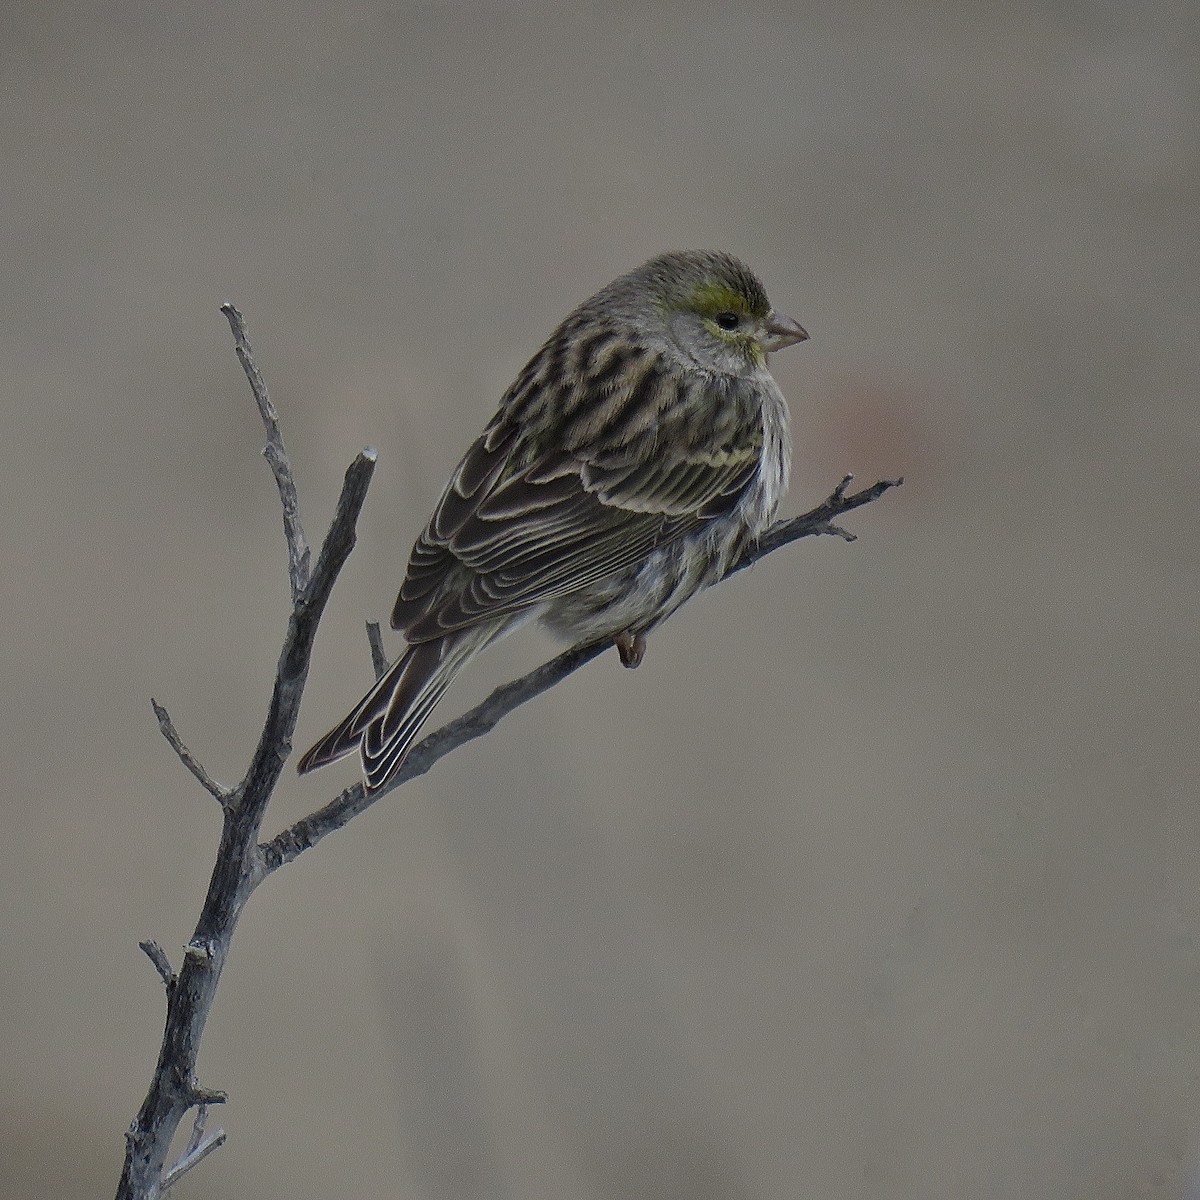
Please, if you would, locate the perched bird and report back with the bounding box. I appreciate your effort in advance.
[298,250,809,793]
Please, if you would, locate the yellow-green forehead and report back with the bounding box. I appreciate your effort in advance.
[688,279,768,318]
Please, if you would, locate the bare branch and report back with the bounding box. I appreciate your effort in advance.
[220,303,311,600]
[257,637,610,873]
[138,941,176,993]
[149,699,229,805]
[238,449,376,812]
[184,1106,208,1154]
[365,620,389,680]
[256,474,902,875]
[731,475,903,571]
[117,315,377,1199]
[161,1106,227,1194]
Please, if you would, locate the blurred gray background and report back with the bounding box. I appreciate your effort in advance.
[3,2,1197,1197]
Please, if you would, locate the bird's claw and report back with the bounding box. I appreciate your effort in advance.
[615,631,646,669]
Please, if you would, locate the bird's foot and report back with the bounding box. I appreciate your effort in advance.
[615,631,646,669]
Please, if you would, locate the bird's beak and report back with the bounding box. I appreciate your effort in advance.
[761,313,809,353]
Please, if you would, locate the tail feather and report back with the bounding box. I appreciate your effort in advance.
[296,626,495,793]
[361,667,458,791]
[295,662,401,775]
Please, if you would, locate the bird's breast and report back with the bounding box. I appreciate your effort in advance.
[740,383,791,535]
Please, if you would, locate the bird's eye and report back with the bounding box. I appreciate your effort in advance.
[714,311,740,331]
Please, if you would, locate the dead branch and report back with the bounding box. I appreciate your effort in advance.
[116,310,375,1199]
[254,472,900,875]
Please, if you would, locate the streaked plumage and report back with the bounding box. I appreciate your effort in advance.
[298,250,808,793]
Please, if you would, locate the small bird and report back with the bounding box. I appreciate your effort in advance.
[298,251,809,793]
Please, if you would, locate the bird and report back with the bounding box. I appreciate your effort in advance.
[297,250,809,794]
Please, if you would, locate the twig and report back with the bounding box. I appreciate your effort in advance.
[149,699,229,805]
[160,1106,226,1193]
[256,638,610,874]
[734,474,903,566]
[220,303,311,600]
[138,941,176,993]
[365,621,389,680]
[255,475,902,875]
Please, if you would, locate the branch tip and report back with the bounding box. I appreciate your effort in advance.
[150,698,229,803]
[729,473,900,574]
[138,940,177,991]
[161,1108,227,1193]
[221,301,311,596]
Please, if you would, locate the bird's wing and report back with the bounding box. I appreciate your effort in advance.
[392,357,763,641]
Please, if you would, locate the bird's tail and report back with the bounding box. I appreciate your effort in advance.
[297,626,493,794]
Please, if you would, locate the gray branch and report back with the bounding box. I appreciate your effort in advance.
[149,700,229,805]
[731,473,900,564]
[254,472,900,876]
[116,311,376,1200]
[118,306,898,1198]
[220,302,311,600]
[138,940,176,993]
[160,1106,226,1193]
[365,620,389,681]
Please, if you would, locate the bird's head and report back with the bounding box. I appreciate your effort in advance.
[628,251,809,376]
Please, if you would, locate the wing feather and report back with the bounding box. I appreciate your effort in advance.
[391,344,764,640]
